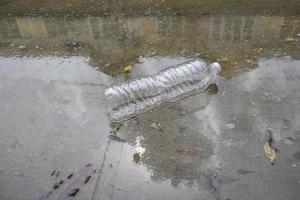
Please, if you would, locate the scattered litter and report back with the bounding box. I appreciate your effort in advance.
[150,121,163,130]
[133,153,141,163]
[105,60,221,122]
[264,130,277,164]
[246,59,253,64]
[217,57,228,62]
[50,170,60,177]
[292,164,297,167]
[110,122,123,134]
[53,182,59,189]
[65,39,80,48]
[84,175,91,183]
[297,33,300,37]
[68,188,80,197]
[50,170,56,176]
[58,179,64,184]
[18,45,25,49]
[123,65,132,73]
[285,37,296,42]
[38,164,96,200]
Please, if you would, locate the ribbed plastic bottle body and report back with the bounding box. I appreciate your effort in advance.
[105,59,221,122]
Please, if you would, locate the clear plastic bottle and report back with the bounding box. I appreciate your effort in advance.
[105,59,221,122]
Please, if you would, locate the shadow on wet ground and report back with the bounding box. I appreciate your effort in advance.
[0,13,300,200]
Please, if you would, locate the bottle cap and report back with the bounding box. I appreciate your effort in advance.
[210,62,221,74]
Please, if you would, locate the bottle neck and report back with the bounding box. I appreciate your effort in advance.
[209,62,221,75]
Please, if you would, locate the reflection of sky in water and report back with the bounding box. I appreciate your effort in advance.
[133,136,146,154]
[116,56,300,190]
[0,14,300,200]
[0,56,110,84]
[1,16,300,77]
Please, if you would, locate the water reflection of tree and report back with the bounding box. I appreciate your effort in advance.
[120,93,214,187]
[1,16,300,77]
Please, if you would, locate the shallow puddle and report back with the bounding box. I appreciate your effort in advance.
[0,14,300,200]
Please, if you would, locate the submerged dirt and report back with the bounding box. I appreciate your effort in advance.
[1,0,300,16]
[0,3,300,200]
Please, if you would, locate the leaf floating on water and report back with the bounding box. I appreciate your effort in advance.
[123,65,132,73]
[264,130,277,164]
[133,153,141,163]
[150,121,163,130]
[264,142,276,164]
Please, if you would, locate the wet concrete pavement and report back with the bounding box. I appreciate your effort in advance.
[0,14,300,200]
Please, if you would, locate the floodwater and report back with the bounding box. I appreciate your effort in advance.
[0,14,300,200]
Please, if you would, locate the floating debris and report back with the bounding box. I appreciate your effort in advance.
[150,121,163,130]
[264,130,277,164]
[207,83,219,94]
[65,39,80,49]
[50,170,56,176]
[123,65,132,73]
[58,179,64,185]
[133,153,141,163]
[67,173,73,179]
[68,188,80,197]
[52,182,59,189]
[285,37,296,42]
[110,122,123,134]
[217,57,229,62]
[38,164,96,200]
